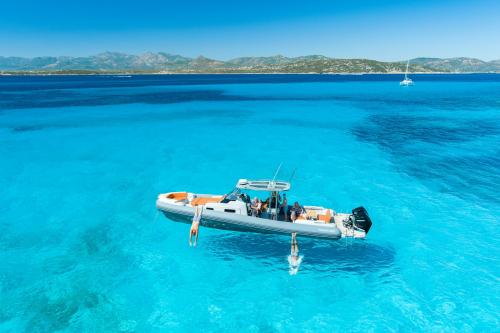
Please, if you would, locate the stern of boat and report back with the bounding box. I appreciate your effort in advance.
[333,206,372,239]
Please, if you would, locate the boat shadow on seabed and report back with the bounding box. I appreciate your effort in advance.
[204,232,395,275]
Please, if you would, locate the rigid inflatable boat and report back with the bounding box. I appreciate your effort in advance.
[156,179,372,240]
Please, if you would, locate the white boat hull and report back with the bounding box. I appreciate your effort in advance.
[157,200,343,240]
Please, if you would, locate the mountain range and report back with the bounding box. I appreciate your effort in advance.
[1,52,499,73]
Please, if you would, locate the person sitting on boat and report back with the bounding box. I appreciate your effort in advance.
[290,201,305,222]
[239,193,250,203]
[251,197,262,217]
[189,205,202,247]
[261,198,270,212]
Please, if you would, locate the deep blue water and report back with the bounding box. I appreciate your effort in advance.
[0,74,499,332]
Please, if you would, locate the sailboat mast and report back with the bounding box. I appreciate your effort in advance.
[405,60,409,79]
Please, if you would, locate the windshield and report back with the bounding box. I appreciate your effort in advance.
[222,188,241,202]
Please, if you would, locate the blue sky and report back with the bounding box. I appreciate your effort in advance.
[0,0,499,60]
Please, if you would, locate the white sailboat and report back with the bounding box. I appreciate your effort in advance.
[400,60,413,86]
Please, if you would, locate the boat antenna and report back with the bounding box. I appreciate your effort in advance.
[288,168,297,183]
[269,163,283,221]
[271,163,282,183]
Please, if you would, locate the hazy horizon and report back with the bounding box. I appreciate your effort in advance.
[0,51,499,63]
[1,0,499,61]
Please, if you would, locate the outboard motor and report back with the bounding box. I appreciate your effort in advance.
[351,206,372,234]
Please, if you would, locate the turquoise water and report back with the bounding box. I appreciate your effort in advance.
[0,74,499,332]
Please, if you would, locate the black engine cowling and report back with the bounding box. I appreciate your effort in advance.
[352,206,372,234]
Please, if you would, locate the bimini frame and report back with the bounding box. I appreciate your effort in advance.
[236,179,290,220]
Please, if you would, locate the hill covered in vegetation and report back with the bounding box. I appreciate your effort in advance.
[1,52,499,74]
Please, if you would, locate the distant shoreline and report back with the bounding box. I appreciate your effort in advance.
[3,53,499,75]
[1,71,499,76]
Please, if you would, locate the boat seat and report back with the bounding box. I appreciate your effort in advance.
[296,213,308,220]
[166,192,188,201]
[306,210,318,219]
[191,196,223,206]
[318,209,332,223]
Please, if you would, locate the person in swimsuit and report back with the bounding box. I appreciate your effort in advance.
[261,198,270,213]
[288,232,302,275]
[251,197,262,217]
[290,233,299,262]
[189,205,202,247]
[290,201,304,222]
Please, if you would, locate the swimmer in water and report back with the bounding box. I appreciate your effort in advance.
[288,232,303,275]
[290,233,299,264]
[189,205,202,247]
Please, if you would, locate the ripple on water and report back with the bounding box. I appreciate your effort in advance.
[0,75,499,332]
[352,114,500,205]
[206,233,396,276]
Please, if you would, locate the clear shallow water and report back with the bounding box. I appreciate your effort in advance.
[0,74,499,332]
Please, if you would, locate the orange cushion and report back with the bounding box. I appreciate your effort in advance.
[318,209,332,223]
[166,192,188,200]
[191,196,223,206]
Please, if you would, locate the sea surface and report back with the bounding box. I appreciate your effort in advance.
[0,74,499,332]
